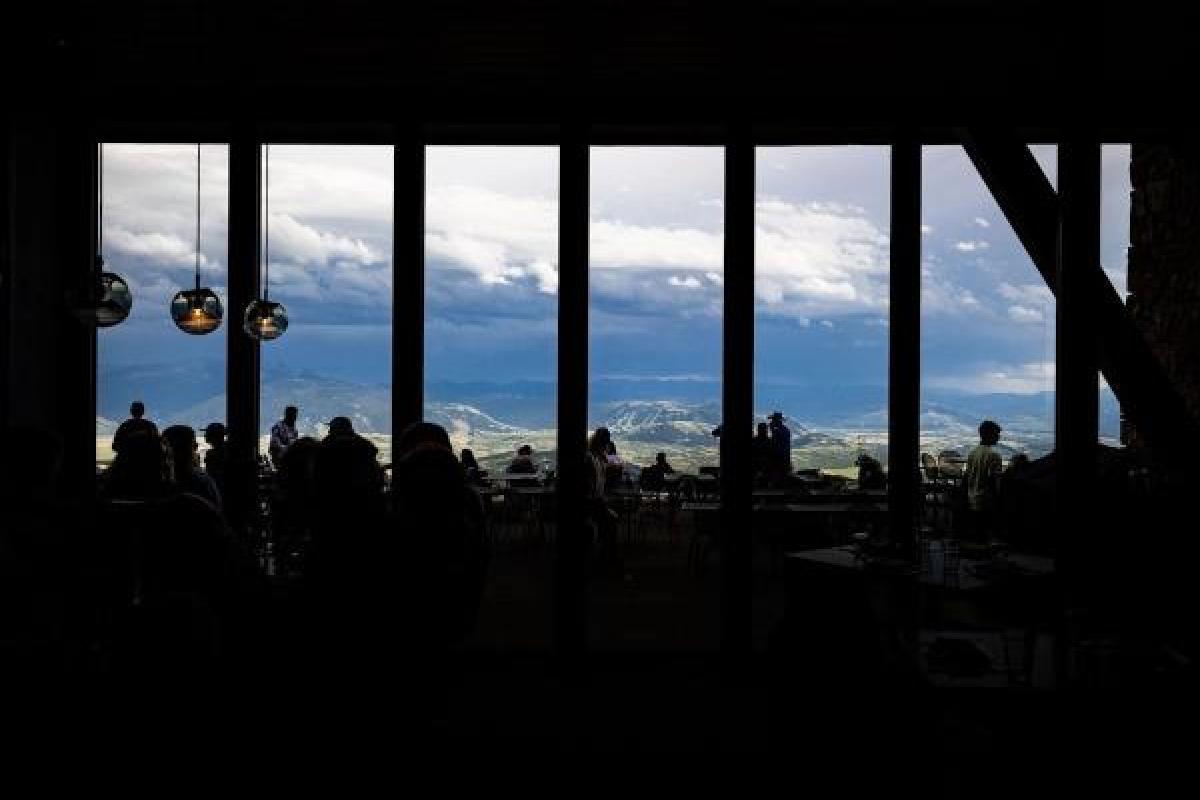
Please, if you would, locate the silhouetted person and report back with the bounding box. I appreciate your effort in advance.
[768,411,792,479]
[392,441,488,646]
[314,416,382,506]
[587,427,620,570]
[640,451,674,490]
[113,400,157,454]
[162,425,222,510]
[396,421,453,457]
[753,422,772,482]
[856,452,886,491]
[271,436,320,574]
[203,422,228,498]
[964,419,1004,542]
[1006,452,1030,474]
[269,405,300,468]
[460,448,486,485]
[508,444,537,474]
[93,430,266,676]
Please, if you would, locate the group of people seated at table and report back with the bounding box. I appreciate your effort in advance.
[2,399,491,694]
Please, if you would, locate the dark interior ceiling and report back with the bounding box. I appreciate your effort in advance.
[4,0,1197,137]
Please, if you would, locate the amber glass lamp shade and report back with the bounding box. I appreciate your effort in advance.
[94,271,133,327]
[243,299,288,341]
[170,287,224,335]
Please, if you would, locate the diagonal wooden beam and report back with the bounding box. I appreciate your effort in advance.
[963,131,1198,461]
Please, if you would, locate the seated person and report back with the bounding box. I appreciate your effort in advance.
[460,448,487,484]
[855,452,887,491]
[639,451,674,490]
[507,444,537,474]
[162,425,223,511]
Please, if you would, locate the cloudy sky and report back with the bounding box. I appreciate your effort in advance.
[97,142,1131,426]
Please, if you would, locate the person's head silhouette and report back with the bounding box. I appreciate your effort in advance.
[162,425,200,477]
[517,444,533,457]
[284,406,298,426]
[327,416,354,437]
[130,401,145,419]
[979,419,1002,446]
[107,431,171,499]
[204,422,226,448]
[397,421,453,458]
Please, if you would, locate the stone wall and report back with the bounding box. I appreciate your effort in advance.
[1127,144,1200,441]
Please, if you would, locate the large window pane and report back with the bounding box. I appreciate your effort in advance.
[257,145,393,461]
[97,144,229,466]
[424,145,559,652]
[920,145,1058,463]
[589,146,724,652]
[755,146,891,479]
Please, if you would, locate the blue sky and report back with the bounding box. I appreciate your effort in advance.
[97,142,1131,430]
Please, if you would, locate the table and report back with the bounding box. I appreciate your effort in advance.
[786,545,1053,592]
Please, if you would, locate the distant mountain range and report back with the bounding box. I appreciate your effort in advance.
[97,362,1119,459]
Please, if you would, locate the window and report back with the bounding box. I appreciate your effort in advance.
[97,144,229,465]
[919,145,1058,463]
[755,146,891,478]
[588,146,724,651]
[256,145,394,461]
[424,146,559,472]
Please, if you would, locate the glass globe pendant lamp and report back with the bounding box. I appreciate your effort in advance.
[84,144,133,327]
[171,143,223,335]
[244,143,288,341]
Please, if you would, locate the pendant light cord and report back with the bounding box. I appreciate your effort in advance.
[264,143,270,302]
[195,142,202,291]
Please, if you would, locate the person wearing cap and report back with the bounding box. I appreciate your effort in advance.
[269,405,300,468]
[964,419,1004,541]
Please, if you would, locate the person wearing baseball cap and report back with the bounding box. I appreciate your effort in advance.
[964,419,1004,542]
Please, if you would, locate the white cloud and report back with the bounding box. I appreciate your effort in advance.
[668,275,703,289]
[1007,305,1045,324]
[958,290,981,308]
[106,227,206,268]
[928,361,1055,394]
[269,213,379,266]
[753,198,889,317]
[998,281,1053,306]
[954,240,990,252]
[973,217,991,228]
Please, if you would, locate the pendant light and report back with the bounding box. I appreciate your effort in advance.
[170,143,223,335]
[244,143,289,341]
[88,143,133,328]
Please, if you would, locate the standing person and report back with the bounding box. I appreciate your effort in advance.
[768,411,792,481]
[587,427,620,570]
[113,401,158,454]
[269,405,300,468]
[964,419,1004,543]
